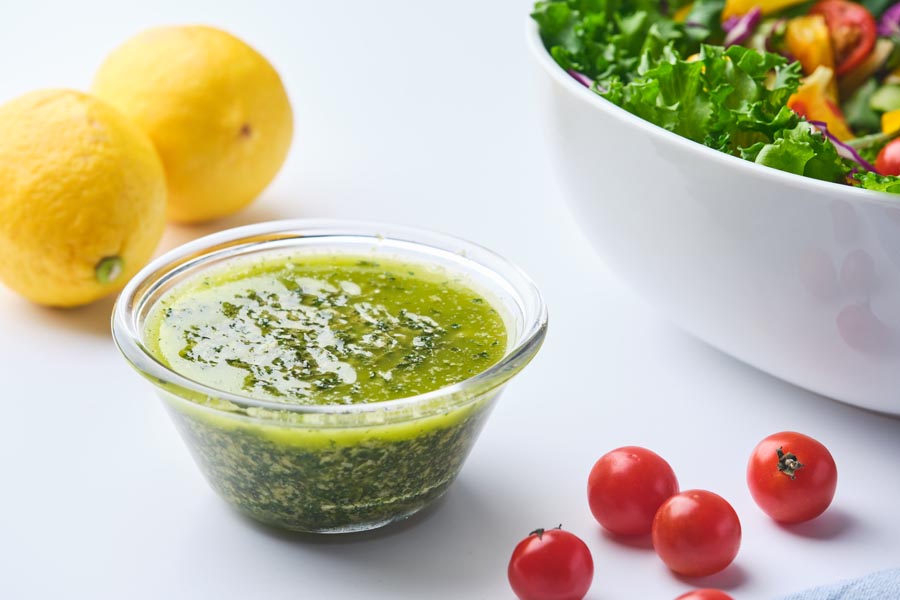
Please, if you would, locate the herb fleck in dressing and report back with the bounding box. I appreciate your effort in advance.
[148,255,506,405]
[144,253,509,532]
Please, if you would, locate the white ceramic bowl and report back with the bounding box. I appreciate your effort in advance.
[527,20,900,415]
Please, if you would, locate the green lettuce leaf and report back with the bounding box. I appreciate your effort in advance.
[843,79,881,135]
[604,43,803,153]
[683,0,726,42]
[531,0,709,82]
[532,0,888,192]
[854,171,900,192]
[741,121,845,182]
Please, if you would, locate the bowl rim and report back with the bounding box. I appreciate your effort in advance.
[524,18,900,210]
[112,218,548,416]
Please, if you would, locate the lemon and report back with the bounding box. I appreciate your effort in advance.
[0,89,167,308]
[92,26,293,223]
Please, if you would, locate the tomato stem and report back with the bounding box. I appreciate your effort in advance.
[528,525,562,540]
[777,446,805,479]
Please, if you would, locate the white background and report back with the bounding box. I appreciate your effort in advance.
[2,1,899,598]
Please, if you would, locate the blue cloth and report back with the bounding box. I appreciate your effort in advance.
[782,569,900,599]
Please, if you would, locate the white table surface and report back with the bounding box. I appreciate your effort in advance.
[2,1,899,598]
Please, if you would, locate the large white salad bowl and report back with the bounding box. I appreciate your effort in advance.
[527,20,900,415]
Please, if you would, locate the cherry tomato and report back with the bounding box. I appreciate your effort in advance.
[508,527,594,600]
[810,0,877,76]
[652,490,742,577]
[587,446,679,536]
[876,138,900,176]
[746,431,838,523]
[675,590,734,600]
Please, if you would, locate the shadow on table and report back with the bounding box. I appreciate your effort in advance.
[598,528,653,551]
[233,478,505,594]
[652,320,900,424]
[157,197,301,255]
[0,291,118,339]
[674,562,751,591]
[777,507,859,541]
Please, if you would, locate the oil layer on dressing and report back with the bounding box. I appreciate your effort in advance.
[145,254,508,405]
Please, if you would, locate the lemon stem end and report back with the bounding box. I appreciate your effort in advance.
[95,256,124,284]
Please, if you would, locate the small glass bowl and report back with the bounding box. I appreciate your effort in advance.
[112,219,547,533]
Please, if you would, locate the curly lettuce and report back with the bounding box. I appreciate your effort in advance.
[742,121,845,182]
[532,0,900,193]
[604,44,804,154]
[854,171,900,192]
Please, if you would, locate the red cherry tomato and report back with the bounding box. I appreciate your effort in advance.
[675,590,734,600]
[652,490,742,577]
[810,0,877,76]
[876,138,900,176]
[746,431,838,523]
[508,527,594,600]
[587,446,679,536]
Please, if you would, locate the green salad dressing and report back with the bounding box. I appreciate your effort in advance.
[147,255,507,405]
[144,253,509,532]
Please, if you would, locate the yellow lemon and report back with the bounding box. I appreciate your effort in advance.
[0,89,167,307]
[92,26,293,223]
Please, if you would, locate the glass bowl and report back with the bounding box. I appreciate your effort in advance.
[112,219,547,533]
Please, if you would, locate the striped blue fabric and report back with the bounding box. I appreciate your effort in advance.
[781,569,900,600]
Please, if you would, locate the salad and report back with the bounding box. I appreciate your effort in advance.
[532,0,900,194]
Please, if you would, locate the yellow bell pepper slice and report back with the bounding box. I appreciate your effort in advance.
[785,15,839,101]
[674,3,694,22]
[788,66,854,141]
[786,16,834,76]
[722,0,808,20]
[882,110,900,135]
